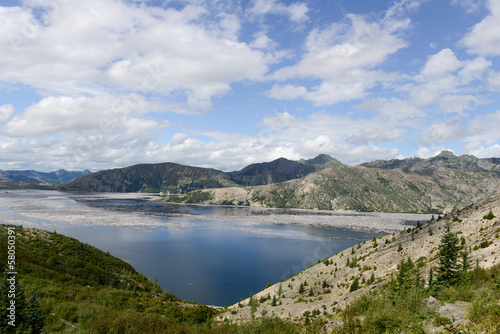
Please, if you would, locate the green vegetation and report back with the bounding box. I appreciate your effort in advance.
[168,190,213,203]
[0,225,303,333]
[484,209,495,220]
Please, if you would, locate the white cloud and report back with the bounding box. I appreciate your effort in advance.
[401,49,494,110]
[2,94,167,137]
[266,84,308,100]
[451,0,486,13]
[419,48,462,81]
[268,1,415,106]
[416,146,450,159]
[461,0,500,56]
[0,104,14,123]
[419,110,500,150]
[470,144,500,158]
[248,0,309,22]
[358,97,426,120]
[0,0,273,112]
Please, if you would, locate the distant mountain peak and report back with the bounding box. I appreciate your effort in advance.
[437,150,455,157]
[306,154,333,164]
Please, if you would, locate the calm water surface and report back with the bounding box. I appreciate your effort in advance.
[0,190,387,306]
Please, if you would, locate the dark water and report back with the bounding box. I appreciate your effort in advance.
[0,191,384,306]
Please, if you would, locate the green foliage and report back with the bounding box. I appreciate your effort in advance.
[397,242,403,252]
[349,277,360,292]
[435,222,461,287]
[434,315,452,327]
[479,240,489,248]
[233,317,301,334]
[483,209,495,220]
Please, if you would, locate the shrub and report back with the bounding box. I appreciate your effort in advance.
[434,315,452,326]
[349,278,360,292]
[484,209,495,220]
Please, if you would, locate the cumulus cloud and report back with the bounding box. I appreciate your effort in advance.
[358,98,426,120]
[461,0,500,56]
[2,94,167,137]
[0,0,273,111]
[0,104,14,123]
[400,49,494,112]
[0,0,499,172]
[268,1,417,106]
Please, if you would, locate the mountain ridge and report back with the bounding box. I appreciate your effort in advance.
[0,169,91,189]
[61,154,340,193]
[360,150,500,174]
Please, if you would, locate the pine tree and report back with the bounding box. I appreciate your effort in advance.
[0,275,26,333]
[428,267,435,294]
[271,294,277,307]
[369,272,375,285]
[458,250,472,285]
[24,287,44,334]
[435,222,461,287]
[395,257,414,292]
[349,277,359,292]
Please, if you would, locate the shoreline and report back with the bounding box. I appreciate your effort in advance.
[1,190,433,234]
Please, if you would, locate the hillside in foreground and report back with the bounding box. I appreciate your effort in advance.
[222,194,500,332]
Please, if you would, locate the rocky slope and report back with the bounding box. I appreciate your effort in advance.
[221,195,500,330]
[168,163,500,213]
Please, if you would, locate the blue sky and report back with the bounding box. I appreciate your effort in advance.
[1,0,500,172]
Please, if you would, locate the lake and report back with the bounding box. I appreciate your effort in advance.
[0,190,431,306]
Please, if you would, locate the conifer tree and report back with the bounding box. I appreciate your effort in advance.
[428,267,435,294]
[435,222,461,287]
[458,250,472,285]
[24,287,44,334]
[349,277,359,292]
[395,257,414,291]
[369,272,375,285]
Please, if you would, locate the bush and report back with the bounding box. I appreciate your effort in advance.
[434,315,452,326]
[468,287,500,329]
[484,210,495,220]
